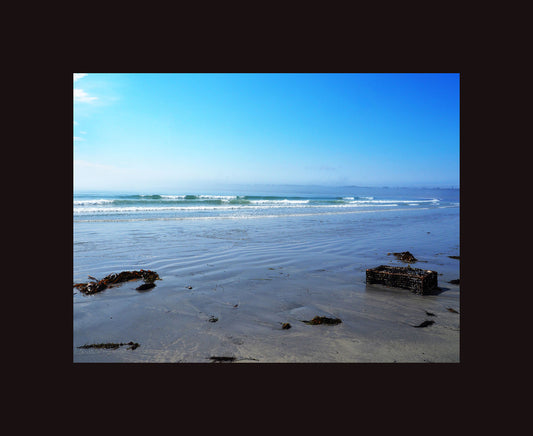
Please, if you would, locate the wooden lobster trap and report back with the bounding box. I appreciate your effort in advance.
[366,265,438,295]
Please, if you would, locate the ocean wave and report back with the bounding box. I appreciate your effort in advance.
[341,196,374,200]
[160,195,186,199]
[73,199,114,205]
[124,194,240,202]
[197,195,238,200]
[154,194,240,200]
[128,194,164,199]
[73,193,446,217]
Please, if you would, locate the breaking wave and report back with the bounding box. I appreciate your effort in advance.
[73,191,453,220]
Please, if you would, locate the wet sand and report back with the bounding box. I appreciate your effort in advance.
[73,208,460,363]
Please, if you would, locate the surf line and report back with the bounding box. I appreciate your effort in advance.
[73,207,434,223]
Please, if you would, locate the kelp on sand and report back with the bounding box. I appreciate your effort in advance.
[73,270,161,295]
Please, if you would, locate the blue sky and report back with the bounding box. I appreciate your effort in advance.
[73,73,459,191]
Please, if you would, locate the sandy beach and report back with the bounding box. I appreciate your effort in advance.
[73,205,460,363]
[73,73,460,363]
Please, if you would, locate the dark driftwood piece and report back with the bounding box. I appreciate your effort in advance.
[366,265,438,295]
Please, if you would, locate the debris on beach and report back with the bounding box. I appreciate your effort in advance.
[448,255,460,260]
[425,311,436,317]
[209,356,236,363]
[413,320,435,328]
[447,307,459,314]
[136,282,156,291]
[449,279,460,285]
[281,322,292,330]
[73,270,161,295]
[388,251,418,263]
[366,265,438,295]
[302,316,342,325]
[208,315,219,323]
[77,341,140,350]
[208,356,259,363]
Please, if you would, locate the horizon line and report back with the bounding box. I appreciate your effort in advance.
[74,182,460,193]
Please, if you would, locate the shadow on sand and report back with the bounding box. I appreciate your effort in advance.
[364,284,450,296]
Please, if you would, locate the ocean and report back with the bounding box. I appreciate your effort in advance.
[73,185,460,362]
[74,185,459,222]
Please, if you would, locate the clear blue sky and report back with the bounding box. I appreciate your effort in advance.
[73,73,459,191]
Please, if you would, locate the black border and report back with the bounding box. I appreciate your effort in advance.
[67,71,469,413]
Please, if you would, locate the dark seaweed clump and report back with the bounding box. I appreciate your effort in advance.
[73,270,160,295]
[302,316,342,325]
[136,282,156,291]
[209,356,236,362]
[77,342,140,350]
[208,356,259,363]
[389,251,418,263]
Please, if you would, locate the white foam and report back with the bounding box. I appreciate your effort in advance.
[348,198,438,204]
[197,195,237,200]
[160,195,186,199]
[73,206,428,223]
[73,202,403,215]
[342,196,374,200]
[250,199,310,205]
[159,194,238,201]
[73,199,114,205]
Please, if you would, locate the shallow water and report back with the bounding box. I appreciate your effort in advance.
[73,204,460,363]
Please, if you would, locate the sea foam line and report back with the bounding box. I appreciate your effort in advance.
[73,207,433,222]
[73,203,401,214]
[249,199,309,204]
[347,198,438,204]
[73,199,114,205]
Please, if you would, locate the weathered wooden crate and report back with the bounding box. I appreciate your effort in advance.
[366,265,438,295]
